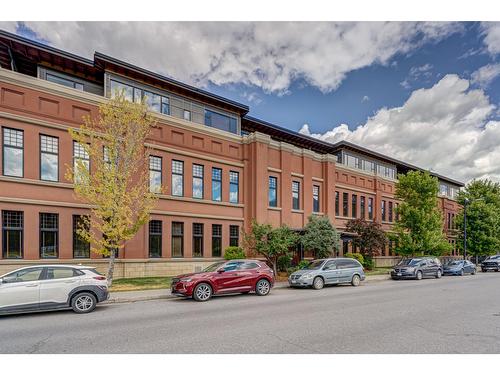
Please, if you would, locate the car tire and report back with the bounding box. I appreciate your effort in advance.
[436,269,442,279]
[416,270,423,280]
[460,269,464,276]
[471,269,476,275]
[193,283,212,302]
[312,276,324,290]
[351,274,361,287]
[496,268,500,272]
[255,279,271,296]
[71,292,97,314]
[482,268,486,272]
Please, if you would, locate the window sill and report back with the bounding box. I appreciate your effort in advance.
[291,209,304,213]
[268,206,282,211]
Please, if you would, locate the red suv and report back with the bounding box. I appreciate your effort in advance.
[171,260,274,302]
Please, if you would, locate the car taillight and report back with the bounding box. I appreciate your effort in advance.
[93,276,107,280]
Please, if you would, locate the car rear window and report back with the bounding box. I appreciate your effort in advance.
[88,268,103,276]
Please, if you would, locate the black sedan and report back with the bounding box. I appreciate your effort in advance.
[443,260,476,276]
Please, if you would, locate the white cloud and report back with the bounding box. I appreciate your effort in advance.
[471,63,500,88]
[0,21,462,94]
[400,63,433,89]
[300,74,500,183]
[481,22,500,55]
[361,95,370,103]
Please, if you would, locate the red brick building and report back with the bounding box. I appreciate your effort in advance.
[0,31,462,277]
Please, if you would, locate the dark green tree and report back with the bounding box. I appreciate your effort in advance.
[455,179,500,262]
[392,171,451,257]
[346,218,387,258]
[301,215,340,258]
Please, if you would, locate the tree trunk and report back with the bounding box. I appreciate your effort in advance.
[107,249,116,287]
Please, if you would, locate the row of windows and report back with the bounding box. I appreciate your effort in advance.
[2,127,239,204]
[339,151,397,180]
[268,177,321,213]
[2,127,92,183]
[335,192,374,220]
[149,156,239,203]
[2,211,89,259]
[149,221,240,258]
[109,79,238,134]
[1,210,239,259]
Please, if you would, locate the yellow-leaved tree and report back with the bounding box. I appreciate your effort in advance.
[66,92,159,286]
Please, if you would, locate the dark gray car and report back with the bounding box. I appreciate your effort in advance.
[391,257,443,280]
[288,258,365,289]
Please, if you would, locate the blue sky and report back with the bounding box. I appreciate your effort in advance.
[206,22,499,132]
[2,21,499,182]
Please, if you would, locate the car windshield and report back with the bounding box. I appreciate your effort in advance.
[448,261,463,266]
[489,255,500,260]
[303,260,325,270]
[398,259,422,266]
[203,262,226,272]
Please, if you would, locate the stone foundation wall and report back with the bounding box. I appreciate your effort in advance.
[0,259,221,279]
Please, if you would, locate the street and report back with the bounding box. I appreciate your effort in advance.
[1,272,500,354]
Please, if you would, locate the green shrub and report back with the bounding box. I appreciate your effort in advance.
[298,260,310,269]
[363,256,375,270]
[277,255,292,272]
[345,253,365,265]
[223,246,245,260]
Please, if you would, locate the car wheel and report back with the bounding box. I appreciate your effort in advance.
[496,268,500,272]
[416,270,423,280]
[255,279,271,296]
[312,276,324,290]
[193,283,212,302]
[460,269,464,276]
[471,269,476,275]
[436,269,442,279]
[482,268,486,272]
[351,274,361,287]
[71,292,97,314]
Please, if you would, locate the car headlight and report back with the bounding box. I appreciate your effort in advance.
[179,278,192,282]
[300,273,314,279]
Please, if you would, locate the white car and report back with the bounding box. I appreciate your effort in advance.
[0,265,109,315]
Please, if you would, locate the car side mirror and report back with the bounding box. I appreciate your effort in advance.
[217,268,225,273]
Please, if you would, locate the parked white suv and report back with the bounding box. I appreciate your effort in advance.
[0,265,109,315]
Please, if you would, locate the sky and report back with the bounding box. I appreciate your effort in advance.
[1,21,499,184]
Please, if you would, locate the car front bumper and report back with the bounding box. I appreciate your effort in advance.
[288,277,314,287]
[391,272,417,279]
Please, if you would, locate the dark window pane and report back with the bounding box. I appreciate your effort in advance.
[352,194,357,218]
[204,110,238,134]
[40,213,58,258]
[269,176,277,207]
[193,223,204,257]
[149,220,162,258]
[292,181,300,210]
[172,222,184,257]
[212,224,222,257]
[229,225,239,247]
[343,193,348,217]
[313,185,320,213]
[73,215,90,258]
[212,168,222,201]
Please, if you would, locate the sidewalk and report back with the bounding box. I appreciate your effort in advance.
[105,274,390,304]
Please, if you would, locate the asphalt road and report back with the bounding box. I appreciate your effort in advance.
[2,272,500,354]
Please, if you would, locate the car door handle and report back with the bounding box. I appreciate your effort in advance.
[25,283,39,287]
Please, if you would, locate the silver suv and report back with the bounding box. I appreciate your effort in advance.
[288,258,366,289]
[0,265,109,315]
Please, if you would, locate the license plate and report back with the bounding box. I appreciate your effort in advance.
[397,273,402,276]
[291,280,297,284]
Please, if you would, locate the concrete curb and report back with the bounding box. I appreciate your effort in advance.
[104,274,391,304]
